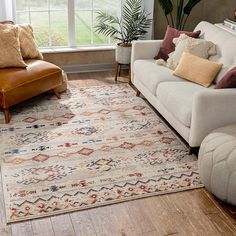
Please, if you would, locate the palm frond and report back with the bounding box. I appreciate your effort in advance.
[94,23,120,38]
[94,0,152,45]
[96,11,120,25]
[123,11,152,43]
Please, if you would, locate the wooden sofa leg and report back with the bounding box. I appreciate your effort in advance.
[52,89,61,99]
[136,90,141,97]
[3,108,10,124]
[188,146,193,155]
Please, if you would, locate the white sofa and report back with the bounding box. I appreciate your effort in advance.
[131,21,236,150]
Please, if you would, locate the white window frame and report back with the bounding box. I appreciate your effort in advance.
[14,0,123,49]
[13,0,153,50]
[68,0,76,47]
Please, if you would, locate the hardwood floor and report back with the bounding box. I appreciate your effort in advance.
[0,71,235,236]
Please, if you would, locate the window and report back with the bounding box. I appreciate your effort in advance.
[15,0,122,48]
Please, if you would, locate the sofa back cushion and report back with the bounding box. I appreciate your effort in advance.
[194,21,236,83]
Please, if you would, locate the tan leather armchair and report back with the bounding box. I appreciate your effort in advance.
[0,20,63,124]
[0,59,63,123]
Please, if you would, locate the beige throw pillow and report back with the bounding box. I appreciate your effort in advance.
[17,24,43,60]
[0,24,27,68]
[156,34,217,70]
[174,52,223,87]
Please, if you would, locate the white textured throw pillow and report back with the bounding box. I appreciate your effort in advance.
[156,34,217,70]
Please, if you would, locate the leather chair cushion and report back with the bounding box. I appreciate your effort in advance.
[0,59,61,92]
[0,59,62,108]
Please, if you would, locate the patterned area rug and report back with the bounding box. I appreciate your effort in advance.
[0,84,203,223]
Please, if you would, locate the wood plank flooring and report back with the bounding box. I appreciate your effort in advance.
[0,71,235,236]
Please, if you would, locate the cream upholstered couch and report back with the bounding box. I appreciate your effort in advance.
[131,21,236,150]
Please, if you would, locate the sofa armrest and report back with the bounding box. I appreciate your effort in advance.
[189,89,236,147]
[131,40,163,82]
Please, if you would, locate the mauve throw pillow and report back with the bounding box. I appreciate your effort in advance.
[154,26,201,61]
[215,66,236,89]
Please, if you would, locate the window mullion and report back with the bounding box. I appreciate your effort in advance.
[48,0,52,47]
[12,0,17,22]
[68,0,76,47]
[91,0,94,45]
[28,1,31,24]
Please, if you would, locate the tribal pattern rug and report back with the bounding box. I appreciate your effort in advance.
[0,84,203,223]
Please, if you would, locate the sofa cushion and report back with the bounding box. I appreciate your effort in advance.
[133,59,184,95]
[174,52,223,88]
[154,26,201,61]
[156,82,214,127]
[170,34,217,70]
[156,34,217,70]
[215,66,236,89]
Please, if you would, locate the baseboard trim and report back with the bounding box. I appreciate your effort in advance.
[61,63,115,73]
[61,63,129,74]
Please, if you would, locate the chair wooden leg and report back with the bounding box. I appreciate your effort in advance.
[52,89,61,99]
[3,108,10,124]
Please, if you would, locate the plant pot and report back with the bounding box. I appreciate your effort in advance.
[115,43,132,64]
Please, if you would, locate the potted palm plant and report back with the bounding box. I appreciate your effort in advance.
[95,0,152,64]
